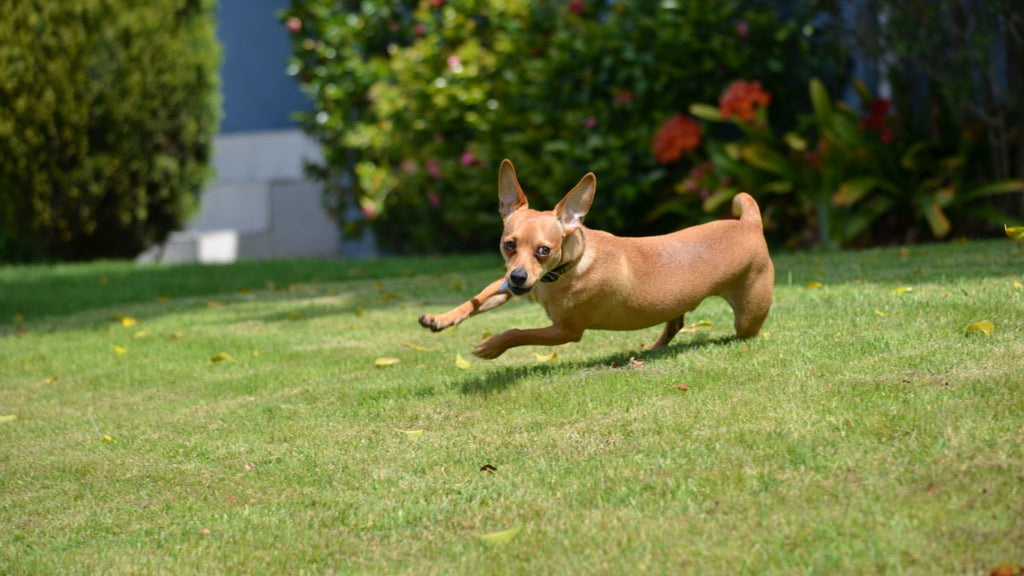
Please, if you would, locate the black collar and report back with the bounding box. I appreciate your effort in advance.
[540,229,586,283]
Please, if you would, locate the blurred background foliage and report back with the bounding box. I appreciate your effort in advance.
[0,0,220,262]
[282,0,1023,252]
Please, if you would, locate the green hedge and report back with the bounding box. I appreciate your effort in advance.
[282,0,846,253]
[0,0,221,261]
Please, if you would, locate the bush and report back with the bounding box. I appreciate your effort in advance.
[282,0,847,253]
[0,0,221,261]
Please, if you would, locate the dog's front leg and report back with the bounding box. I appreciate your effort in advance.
[473,325,584,359]
[419,278,510,332]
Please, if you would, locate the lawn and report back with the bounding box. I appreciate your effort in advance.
[1,241,1022,575]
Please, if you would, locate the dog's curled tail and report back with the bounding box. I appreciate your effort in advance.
[732,192,763,229]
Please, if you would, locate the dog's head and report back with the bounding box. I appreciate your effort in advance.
[496,159,594,295]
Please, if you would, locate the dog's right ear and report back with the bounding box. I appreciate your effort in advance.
[498,159,528,221]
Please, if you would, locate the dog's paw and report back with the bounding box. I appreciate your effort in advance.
[472,337,505,360]
[418,314,443,331]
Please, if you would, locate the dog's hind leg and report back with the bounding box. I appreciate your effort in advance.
[651,315,686,349]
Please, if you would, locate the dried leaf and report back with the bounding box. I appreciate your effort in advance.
[806,281,823,289]
[874,310,886,317]
[480,464,497,473]
[533,350,558,362]
[402,342,437,352]
[396,428,424,438]
[1013,281,1022,290]
[252,350,260,357]
[102,434,114,443]
[211,352,236,363]
[478,525,523,544]
[455,353,472,370]
[672,383,690,390]
[989,564,1023,576]
[120,316,138,327]
[891,286,913,295]
[44,375,59,384]
[965,320,994,336]
[0,414,16,423]
[113,346,127,355]
[1005,224,1024,241]
[374,357,402,367]
[133,330,148,339]
[170,332,184,340]
[206,300,223,308]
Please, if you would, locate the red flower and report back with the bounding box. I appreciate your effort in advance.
[652,114,702,165]
[859,98,894,143]
[568,0,586,14]
[719,80,771,123]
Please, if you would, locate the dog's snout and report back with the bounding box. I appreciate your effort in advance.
[509,268,528,286]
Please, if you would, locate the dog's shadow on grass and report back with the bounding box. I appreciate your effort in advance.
[457,334,737,395]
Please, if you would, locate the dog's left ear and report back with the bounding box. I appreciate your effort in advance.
[554,172,595,233]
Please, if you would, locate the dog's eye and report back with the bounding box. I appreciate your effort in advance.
[503,241,516,254]
[536,246,550,258]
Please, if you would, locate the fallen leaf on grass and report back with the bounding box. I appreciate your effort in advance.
[97,276,108,285]
[396,428,424,438]
[891,286,913,295]
[113,346,127,355]
[1013,281,1023,290]
[238,287,251,294]
[965,320,994,336]
[170,332,184,340]
[478,525,523,544]
[874,310,886,317]
[672,383,690,390]
[102,434,114,443]
[119,316,138,327]
[1005,224,1024,241]
[133,330,148,339]
[0,414,17,424]
[44,375,59,384]
[402,342,437,352]
[374,357,401,367]
[455,353,472,370]
[806,281,823,289]
[211,352,237,363]
[695,320,714,328]
[480,464,497,474]
[206,300,223,308]
[533,350,558,362]
[252,350,260,358]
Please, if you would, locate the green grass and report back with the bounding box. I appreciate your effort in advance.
[1,241,1022,575]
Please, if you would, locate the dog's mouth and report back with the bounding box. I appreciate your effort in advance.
[508,285,532,296]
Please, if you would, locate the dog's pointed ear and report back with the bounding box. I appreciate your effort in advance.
[554,172,595,233]
[498,159,528,221]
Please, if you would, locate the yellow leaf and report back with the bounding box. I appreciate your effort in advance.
[374,357,401,367]
[396,428,424,438]
[695,320,714,328]
[0,414,16,424]
[965,320,994,336]
[402,342,437,352]
[102,434,114,443]
[133,330,148,339]
[44,375,59,384]
[1005,224,1024,241]
[211,352,236,363]
[478,525,523,544]
[238,287,251,294]
[120,317,138,327]
[1013,281,1023,290]
[534,350,558,362]
[806,281,823,289]
[874,310,886,317]
[113,346,127,355]
[455,353,472,370]
[170,332,184,340]
[253,350,260,357]
[206,300,223,308]
[891,286,913,295]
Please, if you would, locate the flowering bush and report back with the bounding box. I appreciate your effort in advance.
[282,0,847,253]
[662,78,1023,248]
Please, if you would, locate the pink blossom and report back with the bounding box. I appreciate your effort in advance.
[285,17,302,34]
[460,150,476,166]
[428,192,442,207]
[413,22,427,36]
[400,159,418,174]
[447,55,461,70]
[735,20,749,38]
[583,116,598,130]
[426,159,442,179]
[612,90,634,107]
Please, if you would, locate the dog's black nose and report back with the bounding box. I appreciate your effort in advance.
[509,268,528,286]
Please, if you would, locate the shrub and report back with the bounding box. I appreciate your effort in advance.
[0,0,221,261]
[282,0,847,253]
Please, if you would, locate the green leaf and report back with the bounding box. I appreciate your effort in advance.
[740,143,792,177]
[832,177,880,206]
[962,179,1024,200]
[702,187,737,213]
[783,132,807,151]
[688,103,722,122]
[809,78,833,127]
[900,141,931,171]
[760,180,794,194]
[923,201,951,238]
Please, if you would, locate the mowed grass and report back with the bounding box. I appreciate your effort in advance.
[1,241,1022,575]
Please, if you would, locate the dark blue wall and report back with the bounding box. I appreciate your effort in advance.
[216,0,311,133]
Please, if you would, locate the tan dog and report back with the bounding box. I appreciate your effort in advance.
[418,159,774,359]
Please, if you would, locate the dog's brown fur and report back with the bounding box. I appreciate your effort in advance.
[418,159,774,359]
